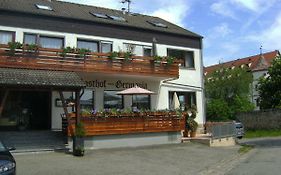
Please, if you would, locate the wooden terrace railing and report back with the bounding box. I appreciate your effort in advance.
[68,112,185,136]
[0,44,180,78]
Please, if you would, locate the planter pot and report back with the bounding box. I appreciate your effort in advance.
[73,149,84,156]
[190,131,197,138]
[183,130,189,137]
[73,136,85,156]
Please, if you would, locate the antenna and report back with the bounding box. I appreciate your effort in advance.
[260,45,263,55]
[121,0,132,14]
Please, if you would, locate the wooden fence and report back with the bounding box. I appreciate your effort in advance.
[68,112,185,136]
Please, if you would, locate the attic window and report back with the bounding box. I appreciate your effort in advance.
[147,21,168,28]
[90,12,108,19]
[35,4,53,11]
[108,15,126,21]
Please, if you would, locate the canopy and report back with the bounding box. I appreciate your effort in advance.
[116,86,154,95]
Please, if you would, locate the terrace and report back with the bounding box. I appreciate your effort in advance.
[0,44,181,78]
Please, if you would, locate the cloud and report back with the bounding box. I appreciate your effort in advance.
[213,23,232,37]
[247,11,281,51]
[210,1,238,20]
[149,0,190,27]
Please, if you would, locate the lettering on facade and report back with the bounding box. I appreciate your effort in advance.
[85,80,147,89]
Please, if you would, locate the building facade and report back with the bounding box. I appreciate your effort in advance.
[204,50,280,110]
[0,0,205,149]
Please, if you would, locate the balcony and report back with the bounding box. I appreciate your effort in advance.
[0,44,180,78]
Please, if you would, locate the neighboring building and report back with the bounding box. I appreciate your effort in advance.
[204,50,280,110]
[0,0,205,149]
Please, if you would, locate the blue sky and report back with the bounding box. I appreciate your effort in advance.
[61,0,281,66]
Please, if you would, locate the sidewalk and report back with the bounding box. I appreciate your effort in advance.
[14,142,242,175]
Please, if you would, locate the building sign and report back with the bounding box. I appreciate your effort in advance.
[85,80,148,89]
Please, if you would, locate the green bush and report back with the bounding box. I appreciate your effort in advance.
[207,99,232,121]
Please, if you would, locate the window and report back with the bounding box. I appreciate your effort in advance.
[40,36,64,49]
[169,91,196,110]
[104,91,123,109]
[167,49,195,68]
[132,95,151,110]
[147,21,168,28]
[0,31,14,44]
[77,40,98,52]
[143,47,152,57]
[90,12,108,19]
[24,34,37,44]
[101,42,112,53]
[80,90,94,112]
[35,4,53,11]
[23,33,64,49]
[108,15,126,22]
[123,43,152,56]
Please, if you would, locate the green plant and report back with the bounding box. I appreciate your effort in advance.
[8,42,22,56]
[166,56,175,65]
[153,55,162,62]
[75,122,86,137]
[186,117,198,132]
[25,43,39,53]
[60,46,75,57]
[108,51,118,60]
[123,51,133,61]
[76,48,90,58]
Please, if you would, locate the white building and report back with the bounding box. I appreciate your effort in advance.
[0,0,205,149]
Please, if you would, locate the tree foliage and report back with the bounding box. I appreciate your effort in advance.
[205,67,254,121]
[258,56,281,109]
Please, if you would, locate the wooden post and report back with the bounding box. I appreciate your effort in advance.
[59,91,68,115]
[0,90,9,118]
[75,90,81,125]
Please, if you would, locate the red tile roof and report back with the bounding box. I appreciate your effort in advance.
[204,50,280,75]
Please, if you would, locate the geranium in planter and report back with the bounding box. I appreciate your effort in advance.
[73,122,86,156]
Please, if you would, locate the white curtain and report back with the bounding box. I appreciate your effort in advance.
[0,32,13,44]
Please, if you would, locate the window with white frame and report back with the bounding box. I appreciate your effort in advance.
[167,49,195,68]
[123,43,152,56]
[101,41,112,53]
[169,91,196,110]
[0,31,14,44]
[23,33,64,49]
[77,39,99,52]
[80,90,94,112]
[104,91,123,109]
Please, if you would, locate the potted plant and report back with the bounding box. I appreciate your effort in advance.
[185,105,198,137]
[8,42,22,56]
[73,122,86,156]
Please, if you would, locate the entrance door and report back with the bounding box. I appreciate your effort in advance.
[0,90,51,130]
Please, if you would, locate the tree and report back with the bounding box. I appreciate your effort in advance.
[205,67,254,121]
[258,56,281,109]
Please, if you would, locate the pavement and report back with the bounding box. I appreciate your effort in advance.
[13,142,245,175]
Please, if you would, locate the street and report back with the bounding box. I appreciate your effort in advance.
[14,142,241,175]
[227,137,281,175]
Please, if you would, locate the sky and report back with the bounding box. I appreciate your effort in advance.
[60,0,281,66]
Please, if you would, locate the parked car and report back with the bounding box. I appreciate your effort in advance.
[0,141,16,175]
[235,122,245,139]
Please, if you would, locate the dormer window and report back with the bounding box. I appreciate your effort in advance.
[147,21,168,28]
[35,4,53,11]
[90,12,108,19]
[108,15,126,22]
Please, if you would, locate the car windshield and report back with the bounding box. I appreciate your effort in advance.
[0,141,7,152]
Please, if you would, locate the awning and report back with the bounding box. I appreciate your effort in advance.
[0,68,85,89]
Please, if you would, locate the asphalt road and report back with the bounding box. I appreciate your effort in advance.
[13,142,242,175]
[227,137,281,175]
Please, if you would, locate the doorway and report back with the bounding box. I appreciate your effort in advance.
[0,90,51,131]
